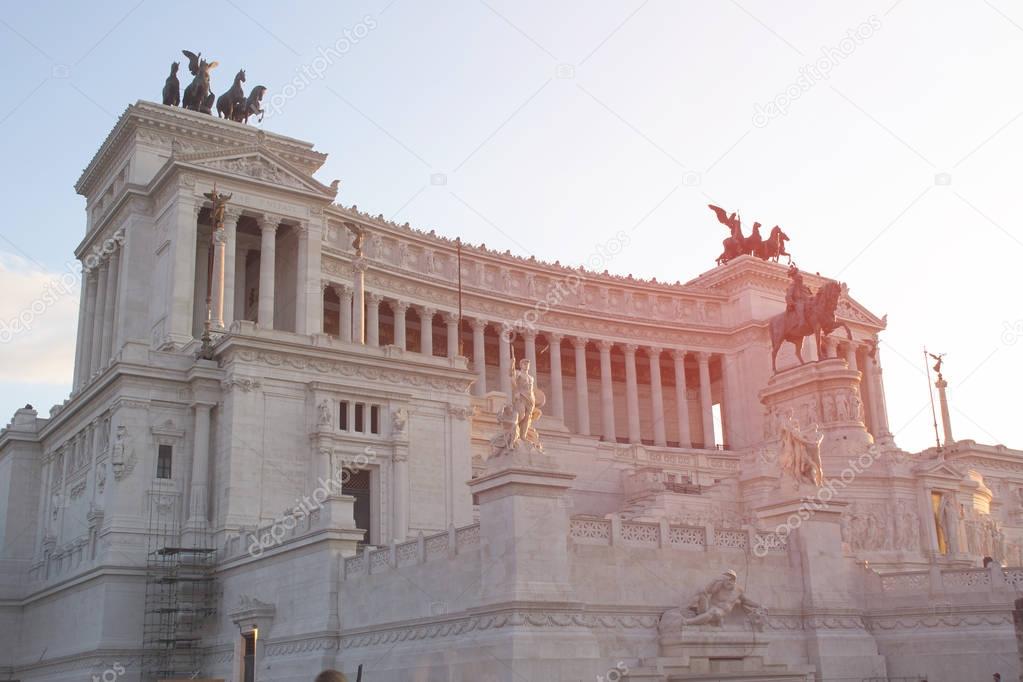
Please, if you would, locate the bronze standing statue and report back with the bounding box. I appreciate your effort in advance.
[162,62,180,106]
[769,266,851,372]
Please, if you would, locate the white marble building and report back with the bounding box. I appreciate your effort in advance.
[2,101,1023,681]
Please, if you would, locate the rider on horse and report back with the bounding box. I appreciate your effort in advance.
[785,265,812,330]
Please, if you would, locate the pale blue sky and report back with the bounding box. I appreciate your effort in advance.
[1,0,1021,453]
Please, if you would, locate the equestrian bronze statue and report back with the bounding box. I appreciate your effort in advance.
[181,50,218,113]
[709,204,792,265]
[769,266,851,373]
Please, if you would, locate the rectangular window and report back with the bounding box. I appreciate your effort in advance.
[354,403,365,433]
[156,444,172,479]
[370,405,380,434]
[339,401,349,431]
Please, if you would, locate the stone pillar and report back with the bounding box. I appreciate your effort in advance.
[222,210,239,326]
[869,347,891,437]
[257,215,278,329]
[211,223,226,329]
[524,331,537,378]
[392,450,409,542]
[168,201,199,345]
[338,284,353,342]
[89,259,109,376]
[419,307,434,356]
[574,338,591,436]
[77,268,98,387]
[187,402,213,530]
[844,342,858,371]
[548,334,564,419]
[598,340,616,442]
[697,352,715,448]
[392,300,408,350]
[624,344,641,444]
[471,318,488,395]
[499,324,512,397]
[352,259,367,344]
[366,293,381,346]
[673,350,691,448]
[444,312,460,359]
[294,223,310,334]
[101,247,119,364]
[936,377,953,445]
[647,347,667,446]
[88,419,104,502]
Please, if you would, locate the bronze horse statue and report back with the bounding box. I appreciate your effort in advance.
[769,280,851,372]
[217,68,246,120]
[182,50,218,112]
[238,85,267,124]
[761,226,791,263]
[709,204,794,266]
[162,62,180,106]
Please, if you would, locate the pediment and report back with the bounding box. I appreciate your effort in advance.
[175,146,337,198]
[914,459,964,480]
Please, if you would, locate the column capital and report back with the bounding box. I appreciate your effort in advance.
[548,332,563,344]
[523,329,537,341]
[597,339,614,352]
[623,343,638,355]
[256,214,281,232]
[574,336,590,347]
[443,311,460,325]
[696,351,712,364]
[192,202,203,220]
[470,317,489,332]
[392,299,409,314]
[418,305,436,318]
[646,346,663,358]
[366,292,382,305]
[223,208,242,226]
[672,348,687,361]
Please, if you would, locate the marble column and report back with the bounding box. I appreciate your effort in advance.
[471,318,488,395]
[524,331,537,378]
[598,340,616,442]
[211,223,227,329]
[257,215,278,329]
[868,347,891,436]
[647,347,667,447]
[294,223,310,334]
[844,342,858,371]
[444,312,460,359]
[499,324,512,397]
[673,350,691,448]
[89,259,109,376]
[393,301,408,350]
[366,293,381,346]
[353,260,367,344]
[222,211,239,326]
[88,419,104,502]
[338,284,353,342]
[392,450,409,542]
[76,268,98,388]
[419,307,434,356]
[101,246,119,364]
[697,352,715,448]
[574,338,591,436]
[548,334,564,419]
[187,402,213,530]
[624,344,641,444]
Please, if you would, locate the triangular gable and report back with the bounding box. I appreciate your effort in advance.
[174,145,337,198]
[836,293,886,329]
[913,459,964,480]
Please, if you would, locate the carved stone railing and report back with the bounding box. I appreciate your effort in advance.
[568,516,786,555]
[343,523,480,580]
[876,566,1017,594]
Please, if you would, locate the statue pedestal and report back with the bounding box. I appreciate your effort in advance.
[639,626,814,680]
[760,358,872,463]
[470,446,576,604]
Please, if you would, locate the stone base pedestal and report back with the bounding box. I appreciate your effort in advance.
[470,446,576,604]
